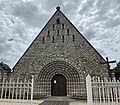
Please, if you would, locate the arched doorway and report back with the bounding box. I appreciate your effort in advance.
[51,74,67,96]
[36,61,80,97]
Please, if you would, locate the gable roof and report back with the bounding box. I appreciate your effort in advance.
[13,7,106,70]
[0,62,11,72]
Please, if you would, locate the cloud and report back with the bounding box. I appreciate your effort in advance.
[41,0,64,11]
[0,0,120,68]
[79,0,95,16]
[83,28,96,40]
[12,1,49,27]
[93,0,120,26]
[96,48,107,56]
[13,2,38,18]
[105,17,120,28]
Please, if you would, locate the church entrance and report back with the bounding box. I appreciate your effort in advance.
[51,74,67,96]
[37,61,80,97]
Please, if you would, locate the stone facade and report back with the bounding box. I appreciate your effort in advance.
[12,7,108,98]
[0,62,11,80]
[0,65,3,80]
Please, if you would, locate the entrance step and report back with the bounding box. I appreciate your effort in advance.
[42,96,75,101]
[39,101,69,105]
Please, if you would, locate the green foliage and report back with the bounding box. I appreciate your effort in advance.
[114,62,120,80]
[114,62,120,73]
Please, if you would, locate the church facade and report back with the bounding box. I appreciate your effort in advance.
[12,7,107,98]
[0,62,11,80]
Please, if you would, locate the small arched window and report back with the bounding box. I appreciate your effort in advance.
[67,29,69,35]
[62,24,64,29]
[52,36,54,43]
[56,18,60,24]
[52,24,55,30]
[72,35,75,41]
[62,35,64,42]
[47,30,50,37]
[43,37,45,43]
[57,30,59,35]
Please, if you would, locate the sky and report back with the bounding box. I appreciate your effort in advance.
[0,0,120,69]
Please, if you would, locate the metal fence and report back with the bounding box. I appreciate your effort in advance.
[86,74,120,105]
[0,75,34,105]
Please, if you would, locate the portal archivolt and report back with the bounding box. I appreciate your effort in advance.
[35,61,80,97]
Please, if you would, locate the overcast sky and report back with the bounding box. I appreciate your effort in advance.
[0,0,120,68]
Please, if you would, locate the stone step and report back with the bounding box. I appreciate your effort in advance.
[39,101,69,105]
[41,96,75,101]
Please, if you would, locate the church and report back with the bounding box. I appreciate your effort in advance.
[12,7,107,98]
[0,62,11,80]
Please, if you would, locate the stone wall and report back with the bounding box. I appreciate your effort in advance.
[12,8,108,98]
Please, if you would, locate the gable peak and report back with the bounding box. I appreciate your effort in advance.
[56,6,60,11]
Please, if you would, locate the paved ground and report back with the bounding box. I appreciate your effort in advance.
[0,100,87,105]
[70,101,87,105]
[39,101,69,105]
[0,97,87,105]
[39,97,87,105]
[1,98,120,105]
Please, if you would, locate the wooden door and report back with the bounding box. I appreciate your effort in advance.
[51,74,67,96]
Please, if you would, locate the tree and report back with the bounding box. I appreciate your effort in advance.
[114,62,120,81]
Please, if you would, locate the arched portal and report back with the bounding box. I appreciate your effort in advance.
[36,61,81,97]
[51,74,67,96]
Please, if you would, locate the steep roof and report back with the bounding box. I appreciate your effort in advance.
[13,7,106,70]
[0,62,11,72]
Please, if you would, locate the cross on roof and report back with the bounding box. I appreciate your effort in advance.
[100,57,116,80]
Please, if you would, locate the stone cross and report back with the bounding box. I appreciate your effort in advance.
[100,57,116,80]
